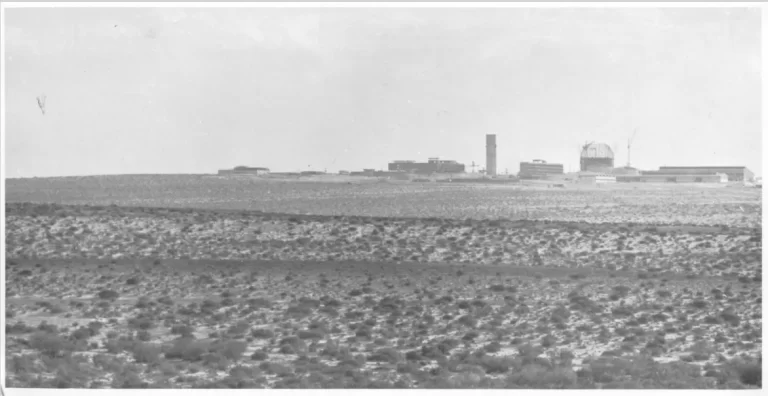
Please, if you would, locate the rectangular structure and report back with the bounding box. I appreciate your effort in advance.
[387,158,465,173]
[656,166,753,182]
[486,134,497,176]
[519,160,564,180]
[578,174,616,184]
[219,166,270,175]
[626,173,729,183]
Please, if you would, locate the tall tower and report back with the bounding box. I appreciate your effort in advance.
[486,134,497,176]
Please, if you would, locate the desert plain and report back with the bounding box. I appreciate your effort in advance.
[4,175,762,389]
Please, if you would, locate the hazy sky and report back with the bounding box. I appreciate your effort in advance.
[4,7,762,178]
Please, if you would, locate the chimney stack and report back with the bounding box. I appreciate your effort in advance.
[486,134,497,176]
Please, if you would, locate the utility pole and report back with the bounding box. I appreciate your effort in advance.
[470,161,478,173]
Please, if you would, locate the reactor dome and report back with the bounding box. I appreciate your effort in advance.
[580,143,614,159]
[580,142,615,172]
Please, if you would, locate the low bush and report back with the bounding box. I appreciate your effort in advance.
[165,338,209,362]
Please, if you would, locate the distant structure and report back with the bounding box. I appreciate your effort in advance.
[610,166,641,176]
[578,172,617,185]
[621,171,728,183]
[519,159,564,180]
[580,142,615,172]
[387,158,465,174]
[654,166,754,182]
[486,134,497,176]
[218,166,270,175]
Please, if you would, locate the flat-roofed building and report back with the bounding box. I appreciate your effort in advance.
[655,166,753,182]
[519,159,564,180]
[387,158,465,173]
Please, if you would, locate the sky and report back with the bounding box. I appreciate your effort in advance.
[3,7,763,178]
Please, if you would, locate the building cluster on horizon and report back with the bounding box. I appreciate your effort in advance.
[217,134,754,184]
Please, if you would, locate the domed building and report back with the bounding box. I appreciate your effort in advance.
[580,143,614,172]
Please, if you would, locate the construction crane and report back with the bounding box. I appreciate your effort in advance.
[627,130,638,167]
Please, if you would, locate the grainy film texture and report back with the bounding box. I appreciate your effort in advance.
[3,6,762,389]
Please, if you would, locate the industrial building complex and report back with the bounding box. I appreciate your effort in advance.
[217,134,755,185]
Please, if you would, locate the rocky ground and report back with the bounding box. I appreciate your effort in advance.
[4,199,762,389]
[5,203,762,280]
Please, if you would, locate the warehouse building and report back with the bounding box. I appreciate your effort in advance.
[388,158,466,174]
[578,172,616,185]
[218,166,270,175]
[519,159,564,180]
[655,166,754,182]
[619,173,728,183]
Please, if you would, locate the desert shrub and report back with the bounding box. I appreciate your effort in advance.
[211,340,248,361]
[170,325,194,337]
[355,327,372,338]
[136,330,152,341]
[6,321,35,334]
[227,321,250,336]
[127,316,155,330]
[9,354,36,375]
[156,296,174,306]
[457,315,478,328]
[688,299,708,309]
[368,348,402,364]
[112,372,150,388]
[97,290,119,300]
[507,365,577,388]
[541,335,557,348]
[484,341,502,353]
[279,336,306,353]
[285,305,313,318]
[405,350,422,361]
[251,328,275,339]
[251,351,268,361]
[298,329,324,340]
[31,331,80,357]
[165,338,209,362]
[131,342,161,364]
[247,297,272,309]
[478,355,519,374]
[719,310,741,327]
[70,327,96,341]
[737,363,762,386]
[611,306,635,317]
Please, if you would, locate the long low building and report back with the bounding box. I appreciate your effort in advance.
[388,158,465,173]
[519,159,564,179]
[218,166,270,175]
[654,166,753,182]
[618,173,728,183]
[577,172,616,184]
